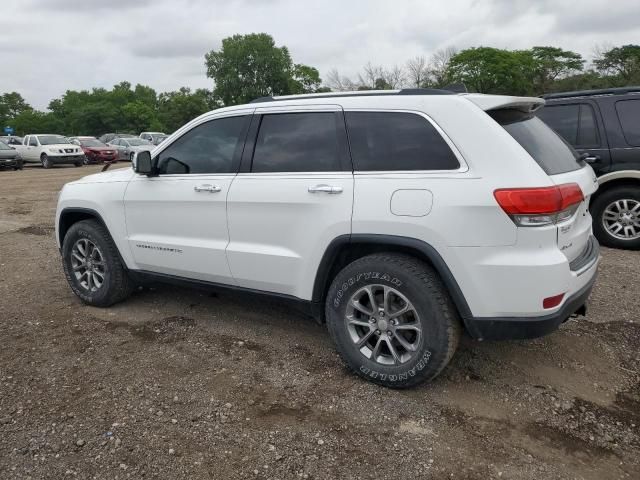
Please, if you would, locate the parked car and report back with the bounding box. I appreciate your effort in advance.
[107,137,154,161]
[539,86,640,249]
[0,135,23,146]
[139,132,167,145]
[69,136,118,164]
[56,89,599,388]
[14,134,85,168]
[0,140,23,170]
[98,133,137,144]
[151,134,168,145]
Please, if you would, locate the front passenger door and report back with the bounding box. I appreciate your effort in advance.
[124,112,252,283]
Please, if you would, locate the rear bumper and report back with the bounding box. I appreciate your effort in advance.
[466,265,597,340]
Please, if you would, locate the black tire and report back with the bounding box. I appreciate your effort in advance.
[61,220,133,307]
[325,253,461,388]
[74,161,83,167]
[41,154,52,169]
[83,156,90,165]
[591,186,640,250]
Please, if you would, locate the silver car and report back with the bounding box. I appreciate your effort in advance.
[107,137,154,161]
[0,141,23,170]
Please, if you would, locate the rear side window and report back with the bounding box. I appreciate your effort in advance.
[345,112,459,171]
[615,99,640,146]
[537,104,599,147]
[490,109,581,175]
[251,113,341,172]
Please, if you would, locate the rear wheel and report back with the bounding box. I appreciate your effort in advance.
[325,253,461,388]
[41,154,52,169]
[62,220,133,307]
[591,186,640,250]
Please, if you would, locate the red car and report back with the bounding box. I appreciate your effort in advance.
[69,137,118,164]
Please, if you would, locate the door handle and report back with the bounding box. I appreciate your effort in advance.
[308,184,343,194]
[194,184,221,193]
[581,154,601,164]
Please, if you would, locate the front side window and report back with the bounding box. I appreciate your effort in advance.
[345,111,459,171]
[615,99,640,147]
[157,115,247,174]
[251,112,341,173]
[29,137,38,147]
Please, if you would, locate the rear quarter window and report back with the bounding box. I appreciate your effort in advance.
[489,108,581,175]
[345,111,460,171]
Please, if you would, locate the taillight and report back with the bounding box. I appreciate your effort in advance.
[494,183,584,227]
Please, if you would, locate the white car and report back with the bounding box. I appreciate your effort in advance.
[16,134,85,168]
[139,131,166,145]
[55,89,600,388]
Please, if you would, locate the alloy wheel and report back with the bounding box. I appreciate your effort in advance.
[345,285,422,366]
[602,199,640,240]
[70,238,106,292]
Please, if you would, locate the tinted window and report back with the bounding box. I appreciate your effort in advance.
[157,116,246,174]
[615,99,640,147]
[490,109,580,175]
[345,112,459,171]
[578,104,599,146]
[251,113,340,173]
[29,137,37,146]
[537,105,579,145]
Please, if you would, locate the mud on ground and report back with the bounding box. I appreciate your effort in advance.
[0,165,638,479]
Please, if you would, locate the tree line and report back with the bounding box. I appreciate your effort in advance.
[1,33,638,137]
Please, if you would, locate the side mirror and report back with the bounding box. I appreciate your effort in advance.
[133,150,154,175]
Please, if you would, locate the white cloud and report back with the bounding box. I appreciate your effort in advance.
[0,0,638,109]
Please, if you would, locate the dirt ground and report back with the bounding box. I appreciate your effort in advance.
[0,164,639,480]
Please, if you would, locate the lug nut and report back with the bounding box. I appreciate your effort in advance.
[375,330,380,335]
[387,331,392,336]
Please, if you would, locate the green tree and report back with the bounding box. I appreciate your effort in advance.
[446,47,536,95]
[12,110,61,136]
[205,33,320,105]
[158,87,216,132]
[289,64,322,94]
[594,44,640,82]
[531,46,584,93]
[0,92,32,128]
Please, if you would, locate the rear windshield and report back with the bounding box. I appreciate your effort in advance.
[489,109,581,175]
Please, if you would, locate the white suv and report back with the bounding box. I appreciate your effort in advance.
[55,89,600,388]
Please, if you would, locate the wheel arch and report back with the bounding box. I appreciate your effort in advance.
[58,207,129,270]
[312,234,476,334]
[595,171,640,198]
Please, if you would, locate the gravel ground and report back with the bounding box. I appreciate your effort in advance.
[0,164,639,480]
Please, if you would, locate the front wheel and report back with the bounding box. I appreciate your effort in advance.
[591,186,640,250]
[41,154,52,169]
[62,220,133,307]
[325,253,461,388]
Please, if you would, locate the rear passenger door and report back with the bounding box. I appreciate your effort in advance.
[537,102,611,175]
[226,106,353,300]
[346,110,469,246]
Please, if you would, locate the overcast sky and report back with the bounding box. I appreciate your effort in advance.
[1,0,639,109]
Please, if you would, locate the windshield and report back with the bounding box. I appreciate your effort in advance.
[0,141,12,150]
[489,109,581,175]
[127,139,151,146]
[38,135,70,146]
[80,138,105,147]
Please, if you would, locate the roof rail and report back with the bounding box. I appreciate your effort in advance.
[543,86,640,100]
[250,88,455,104]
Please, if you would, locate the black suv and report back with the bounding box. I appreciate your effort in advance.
[538,87,640,249]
